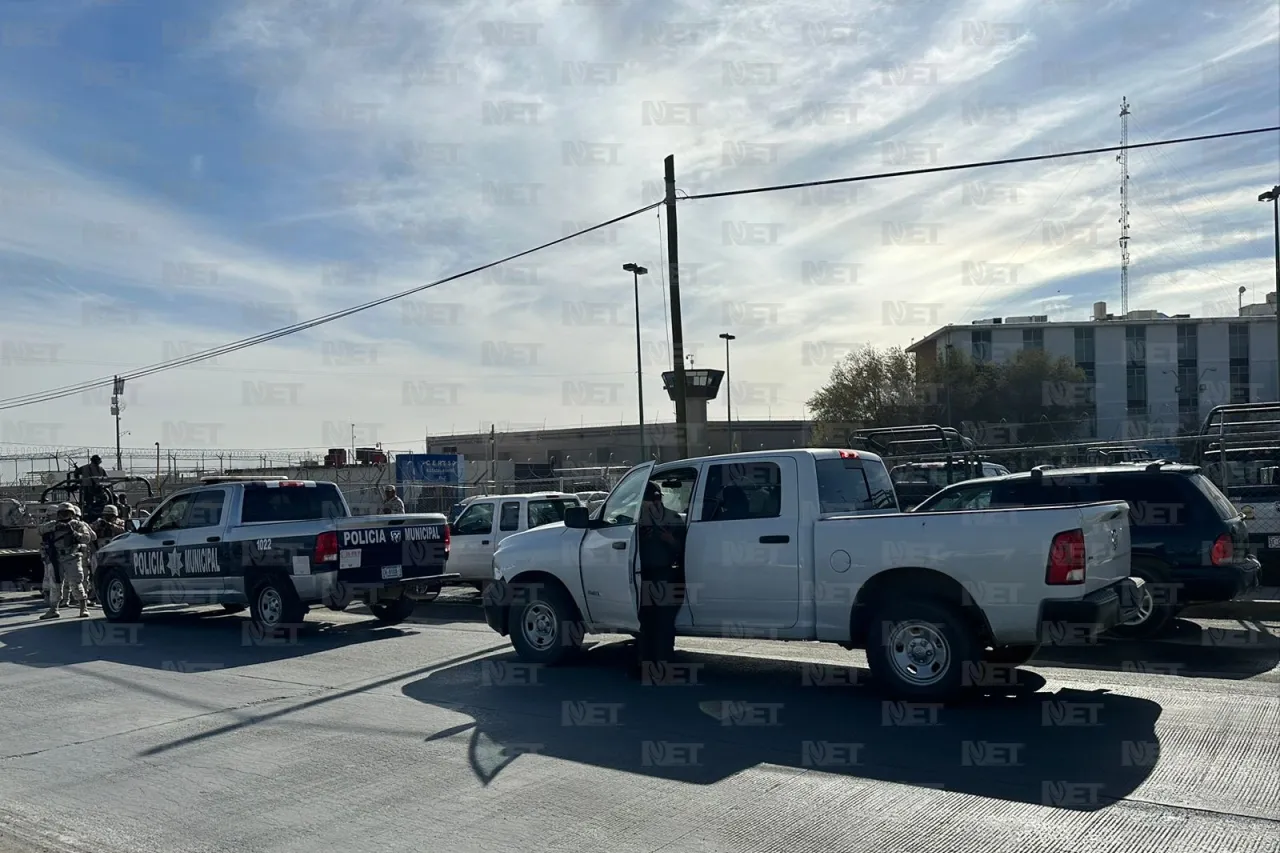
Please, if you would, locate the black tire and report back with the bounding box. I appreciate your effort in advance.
[1107,565,1176,639]
[865,597,980,701]
[368,595,417,625]
[507,582,584,665]
[100,568,142,623]
[984,644,1041,666]
[222,604,247,615]
[249,574,305,630]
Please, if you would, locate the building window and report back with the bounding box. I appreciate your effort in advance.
[1125,325,1146,364]
[1176,324,1197,361]
[1229,324,1250,361]
[1230,363,1251,403]
[1074,327,1095,364]
[971,330,992,363]
[1126,364,1147,409]
[1022,328,1044,351]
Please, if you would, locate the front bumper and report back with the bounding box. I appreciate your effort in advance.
[1039,577,1143,643]
[482,578,510,635]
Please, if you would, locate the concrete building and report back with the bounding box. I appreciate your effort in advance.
[906,296,1280,440]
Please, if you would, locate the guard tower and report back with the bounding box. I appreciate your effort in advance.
[661,368,724,458]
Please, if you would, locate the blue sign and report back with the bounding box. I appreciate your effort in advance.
[396,454,464,484]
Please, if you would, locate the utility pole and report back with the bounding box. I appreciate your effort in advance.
[1259,185,1280,399]
[111,376,125,471]
[664,155,690,459]
[623,263,649,461]
[1118,97,1131,316]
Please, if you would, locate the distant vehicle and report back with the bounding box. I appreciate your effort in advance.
[448,492,585,586]
[95,478,455,630]
[911,462,1260,638]
[890,461,1011,510]
[483,449,1139,700]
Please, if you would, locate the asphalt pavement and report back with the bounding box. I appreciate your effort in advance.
[1,588,1278,853]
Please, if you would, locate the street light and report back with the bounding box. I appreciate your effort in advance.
[623,263,648,460]
[719,333,736,424]
[1260,185,1280,400]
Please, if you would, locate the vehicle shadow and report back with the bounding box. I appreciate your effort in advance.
[409,588,487,624]
[0,607,413,671]
[1030,618,1280,679]
[402,643,1163,811]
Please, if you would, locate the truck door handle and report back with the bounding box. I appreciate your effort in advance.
[482,540,490,545]
[162,540,175,546]
[612,541,627,550]
[206,536,220,543]
[759,535,789,544]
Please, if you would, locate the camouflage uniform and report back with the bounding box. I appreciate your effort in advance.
[38,503,95,619]
[87,505,125,605]
[380,487,405,514]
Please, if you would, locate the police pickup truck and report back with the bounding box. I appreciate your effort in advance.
[94,477,455,630]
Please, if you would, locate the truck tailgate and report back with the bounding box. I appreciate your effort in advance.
[329,514,448,583]
[1076,501,1132,593]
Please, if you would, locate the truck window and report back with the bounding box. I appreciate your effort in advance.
[453,502,495,535]
[1188,473,1243,520]
[816,458,898,513]
[499,501,520,532]
[651,467,698,517]
[183,490,227,529]
[701,462,781,521]
[527,499,578,528]
[239,483,347,523]
[601,467,651,526]
[923,485,993,511]
[149,495,193,532]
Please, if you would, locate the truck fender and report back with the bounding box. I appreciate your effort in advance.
[848,566,994,650]
[499,570,586,633]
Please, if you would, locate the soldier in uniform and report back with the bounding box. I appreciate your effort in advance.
[631,481,687,681]
[38,502,96,620]
[380,486,405,514]
[86,505,125,606]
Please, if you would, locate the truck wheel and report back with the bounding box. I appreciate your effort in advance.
[1107,566,1175,639]
[222,604,247,615]
[984,644,1040,666]
[508,582,584,666]
[368,595,417,625]
[250,575,305,630]
[100,568,142,623]
[866,598,979,701]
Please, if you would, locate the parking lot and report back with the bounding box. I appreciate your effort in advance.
[1,588,1278,853]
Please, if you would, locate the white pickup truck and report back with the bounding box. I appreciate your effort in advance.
[482,449,1140,699]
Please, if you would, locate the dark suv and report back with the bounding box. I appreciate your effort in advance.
[911,463,1261,638]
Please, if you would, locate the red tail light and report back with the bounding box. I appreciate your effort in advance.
[314,531,339,564]
[1211,533,1233,566]
[1046,529,1086,585]
[443,523,451,555]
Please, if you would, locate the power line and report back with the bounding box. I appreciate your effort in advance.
[0,202,664,412]
[679,126,1280,201]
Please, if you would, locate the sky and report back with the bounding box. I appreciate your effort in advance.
[0,0,1276,461]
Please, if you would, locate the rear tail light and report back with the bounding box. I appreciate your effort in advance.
[1211,533,1233,566]
[443,523,451,555]
[314,531,339,564]
[1046,529,1086,585]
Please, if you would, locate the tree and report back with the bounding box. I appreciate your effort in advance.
[807,346,923,444]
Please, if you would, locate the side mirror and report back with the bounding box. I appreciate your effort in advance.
[563,506,590,529]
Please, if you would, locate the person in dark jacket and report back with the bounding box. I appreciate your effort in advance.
[632,481,687,681]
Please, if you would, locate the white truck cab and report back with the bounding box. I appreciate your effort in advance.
[448,492,584,584]
[482,449,1141,700]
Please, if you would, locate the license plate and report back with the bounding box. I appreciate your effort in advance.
[1267,536,1280,550]
[381,565,402,580]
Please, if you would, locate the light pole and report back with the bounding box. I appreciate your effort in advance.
[719,333,736,423]
[623,263,648,460]
[1259,185,1280,400]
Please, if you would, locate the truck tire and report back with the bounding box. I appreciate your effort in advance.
[1107,564,1176,640]
[100,568,142,623]
[866,597,980,701]
[249,574,305,630]
[368,595,417,625]
[508,582,584,666]
[983,644,1040,666]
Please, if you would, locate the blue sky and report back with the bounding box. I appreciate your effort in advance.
[0,0,1276,456]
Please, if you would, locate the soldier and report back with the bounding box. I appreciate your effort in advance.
[115,493,132,522]
[38,502,96,620]
[87,505,125,606]
[380,485,405,514]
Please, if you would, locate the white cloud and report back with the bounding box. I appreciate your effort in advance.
[0,0,1276,452]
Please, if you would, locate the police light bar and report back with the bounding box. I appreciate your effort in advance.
[265,481,315,488]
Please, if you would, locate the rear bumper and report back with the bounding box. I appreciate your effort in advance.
[482,578,510,636]
[1172,557,1261,604]
[1039,578,1142,642]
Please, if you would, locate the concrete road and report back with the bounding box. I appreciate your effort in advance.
[1,589,1278,853]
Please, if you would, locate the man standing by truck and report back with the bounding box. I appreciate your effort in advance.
[38,503,95,620]
[86,505,126,606]
[632,481,686,681]
[380,485,405,514]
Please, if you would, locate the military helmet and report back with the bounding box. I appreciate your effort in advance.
[101,504,119,518]
[56,502,79,517]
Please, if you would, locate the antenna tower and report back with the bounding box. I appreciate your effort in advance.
[1118,97,1131,315]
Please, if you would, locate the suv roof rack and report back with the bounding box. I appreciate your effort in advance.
[1144,460,1171,472]
[1028,464,1055,480]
